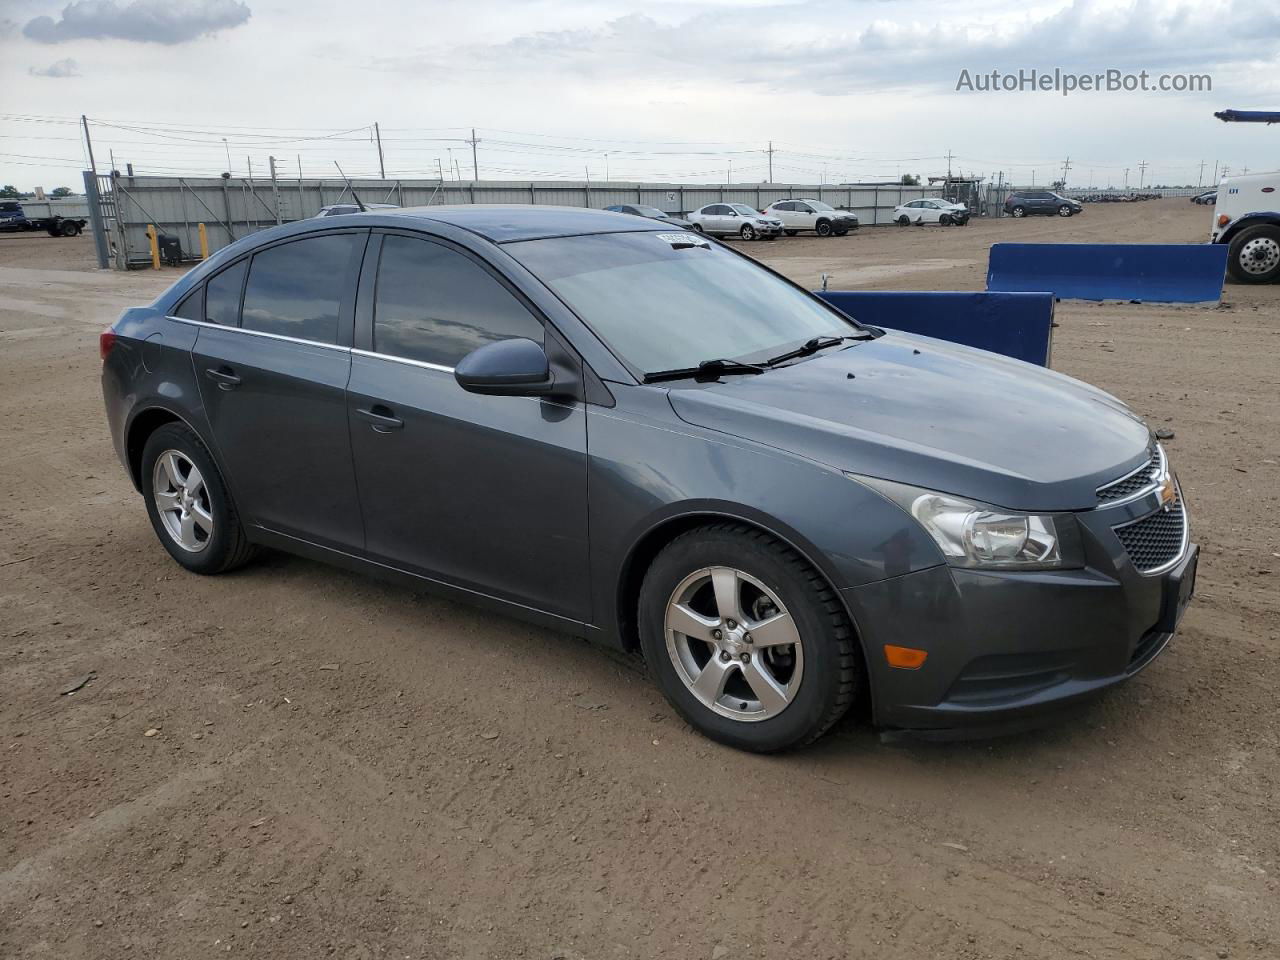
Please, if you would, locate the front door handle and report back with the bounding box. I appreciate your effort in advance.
[205,366,241,390]
[356,405,404,433]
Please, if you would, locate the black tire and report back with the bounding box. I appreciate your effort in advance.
[61,220,81,237]
[897,215,910,226]
[939,214,952,226]
[690,223,705,233]
[140,423,257,575]
[1057,204,1072,217]
[764,234,777,241]
[784,229,798,237]
[834,227,848,236]
[638,523,859,753]
[815,219,832,237]
[1226,225,1280,284]
[739,224,756,240]
[1011,206,1026,218]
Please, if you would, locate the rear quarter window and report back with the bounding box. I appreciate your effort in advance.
[204,259,248,326]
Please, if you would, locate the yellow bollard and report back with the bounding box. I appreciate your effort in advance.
[146,224,160,270]
[198,222,209,260]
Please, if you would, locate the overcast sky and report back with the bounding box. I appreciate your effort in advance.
[1,0,1277,192]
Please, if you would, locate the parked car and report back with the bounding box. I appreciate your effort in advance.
[762,199,858,236]
[101,206,1196,752]
[1004,191,1082,217]
[604,204,693,229]
[1191,190,1217,205]
[1211,170,1280,283]
[687,203,783,240]
[893,198,970,226]
[314,202,399,218]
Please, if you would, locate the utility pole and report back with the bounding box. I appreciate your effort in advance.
[1211,160,1219,183]
[1137,159,1148,187]
[1123,167,1129,188]
[1197,160,1206,187]
[223,138,232,174]
[268,156,282,224]
[81,115,98,175]
[468,128,480,181]
[604,152,610,182]
[374,122,385,179]
[946,149,954,181]
[436,158,445,182]
[1060,155,1071,188]
[447,148,456,181]
[766,141,774,183]
[728,159,733,184]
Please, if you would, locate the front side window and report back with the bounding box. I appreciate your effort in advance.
[240,234,356,344]
[729,204,759,216]
[204,259,248,326]
[373,235,542,368]
[508,232,858,376]
[807,201,835,212]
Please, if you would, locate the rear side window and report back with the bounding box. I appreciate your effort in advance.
[241,234,356,344]
[173,287,203,321]
[373,235,542,368]
[205,259,248,326]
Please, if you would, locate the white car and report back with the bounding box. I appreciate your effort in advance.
[762,199,858,237]
[893,198,970,226]
[314,202,399,218]
[1211,170,1280,284]
[687,203,784,240]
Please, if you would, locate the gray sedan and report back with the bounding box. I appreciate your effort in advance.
[100,206,1196,752]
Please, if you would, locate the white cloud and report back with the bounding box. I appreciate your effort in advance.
[24,0,252,45]
[29,57,82,77]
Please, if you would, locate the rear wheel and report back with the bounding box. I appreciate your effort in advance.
[1227,225,1280,283]
[638,524,859,752]
[141,423,257,575]
[61,220,82,236]
[1011,206,1026,218]
[690,223,705,233]
[784,229,798,237]
[897,215,910,226]
[739,224,756,240]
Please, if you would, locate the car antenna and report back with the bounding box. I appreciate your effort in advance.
[333,161,367,212]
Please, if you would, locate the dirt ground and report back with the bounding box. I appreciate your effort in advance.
[2,200,1277,959]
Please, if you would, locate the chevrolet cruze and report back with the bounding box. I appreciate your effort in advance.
[101,206,1197,752]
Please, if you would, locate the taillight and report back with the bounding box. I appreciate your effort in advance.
[99,329,118,361]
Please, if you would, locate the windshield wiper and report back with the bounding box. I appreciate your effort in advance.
[765,334,870,367]
[643,358,766,384]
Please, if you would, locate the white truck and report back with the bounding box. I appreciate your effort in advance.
[1211,171,1280,283]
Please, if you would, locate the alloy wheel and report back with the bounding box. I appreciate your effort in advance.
[740,224,756,240]
[664,566,804,722]
[152,449,213,553]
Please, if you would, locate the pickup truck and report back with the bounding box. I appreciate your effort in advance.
[0,200,88,237]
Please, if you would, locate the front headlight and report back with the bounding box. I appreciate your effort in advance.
[849,476,1082,570]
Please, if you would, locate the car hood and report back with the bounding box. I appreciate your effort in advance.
[666,332,1151,511]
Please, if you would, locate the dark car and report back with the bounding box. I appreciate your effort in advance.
[1004,191,1083,217]
[100,206,1196,752]
[604,204,692,229]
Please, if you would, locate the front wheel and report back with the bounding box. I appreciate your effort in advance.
[816,220,832,237]
[784,229,798,237]
[638,524,859,752]
[1057,204,1072,217]
[141,423,257,575]
[939,214,952,226]
[1227,225,1280,284]
[689,222,704,233]
[739,224,756,240]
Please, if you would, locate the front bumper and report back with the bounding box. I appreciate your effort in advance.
[842,492,1197,738]
[754,222,784,236]
[833,216,859,230]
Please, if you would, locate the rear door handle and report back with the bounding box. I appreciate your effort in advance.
[204,366,241,390]
[356,405,404,433]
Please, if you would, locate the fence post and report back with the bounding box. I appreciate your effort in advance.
[198,223,209,259]
[146,224,160,270]
[82,170,109,269]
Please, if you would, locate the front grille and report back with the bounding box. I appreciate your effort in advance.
[1114,495,1186,573]
[1098,447,1163,503]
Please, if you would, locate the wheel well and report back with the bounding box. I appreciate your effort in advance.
[1220,214,1280,245]
[125,408,182,488]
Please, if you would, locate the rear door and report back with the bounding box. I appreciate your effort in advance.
[191,230,367,550]
[345,231,591,620]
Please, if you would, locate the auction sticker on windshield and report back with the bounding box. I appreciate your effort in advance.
[655,233,710,248]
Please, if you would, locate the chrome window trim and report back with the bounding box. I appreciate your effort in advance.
[350,347,454,374]
[1096,443,1167,509]
[165,315,350,353]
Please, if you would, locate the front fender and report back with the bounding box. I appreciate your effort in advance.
[1217,212,1280,244]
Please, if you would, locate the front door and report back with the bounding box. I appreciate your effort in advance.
[346,233,591,621]
[192,231,366,550]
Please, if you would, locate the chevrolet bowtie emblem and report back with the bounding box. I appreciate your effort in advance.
[1159,474,1177,510]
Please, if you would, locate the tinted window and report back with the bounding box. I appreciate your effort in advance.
[173,287,203,321]
[241,234,356,344]
[205,259,248,326]
[774,202,794,212]
[0,202,21,213]
[373,235,542,368]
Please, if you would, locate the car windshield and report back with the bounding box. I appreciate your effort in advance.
[806,200,836,211]
[729,204,760,216]
[507,232,857,375]
[632,205,666,217]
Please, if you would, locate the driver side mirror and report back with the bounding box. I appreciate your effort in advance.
[454,338,556,397]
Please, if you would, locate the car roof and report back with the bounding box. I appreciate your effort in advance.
[370,204,667,243]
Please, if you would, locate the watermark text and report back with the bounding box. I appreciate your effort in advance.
[956,68,1211,96]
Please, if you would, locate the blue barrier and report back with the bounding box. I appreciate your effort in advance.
[987,243,1229,303]
[816,290,1055,367]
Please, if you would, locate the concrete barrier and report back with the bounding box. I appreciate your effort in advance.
[986,243,1229,304]
[816,290,1055,366]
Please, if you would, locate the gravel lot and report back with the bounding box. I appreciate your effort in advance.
[2,200,1277,959]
